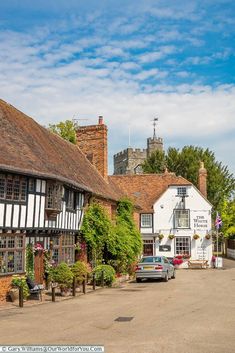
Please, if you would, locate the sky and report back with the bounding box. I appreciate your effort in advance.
[0,0,235,174]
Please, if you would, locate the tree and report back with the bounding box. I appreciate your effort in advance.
[48,120,77,144]
[142,150,166,173]
[220,198,235,238]
[142,145,235,211]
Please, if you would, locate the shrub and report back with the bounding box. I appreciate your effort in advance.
[93,264,115,287]
[71,261,91,284]
[50,262,73,290]
[11,275,29,299]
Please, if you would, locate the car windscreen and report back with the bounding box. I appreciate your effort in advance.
[140,257,162,263]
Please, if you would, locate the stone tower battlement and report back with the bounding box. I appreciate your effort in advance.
[113,135,163,175]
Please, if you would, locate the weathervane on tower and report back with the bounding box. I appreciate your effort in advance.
[152,117,158,138]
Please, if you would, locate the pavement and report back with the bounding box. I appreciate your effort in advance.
[0,259,235,353]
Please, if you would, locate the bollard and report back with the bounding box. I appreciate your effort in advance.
[92,272,96,291]
[19,286,23,308]
[82,276,86,294]
[72,277,76,297]
[52,286,56,302]
[101,270,104,287]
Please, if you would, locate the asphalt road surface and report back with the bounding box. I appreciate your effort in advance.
[1,259,235,353]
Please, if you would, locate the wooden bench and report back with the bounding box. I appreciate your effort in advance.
[188,260,208,269]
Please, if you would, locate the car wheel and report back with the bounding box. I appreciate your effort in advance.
[172,270,176,279]
[136,278,142,283]
[163,272,169,282]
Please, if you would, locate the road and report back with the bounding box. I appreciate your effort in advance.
[0,260,235,353]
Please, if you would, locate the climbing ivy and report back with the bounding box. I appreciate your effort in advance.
[107,198,142,273]
[26,243,34,280]
[81,199,142,274]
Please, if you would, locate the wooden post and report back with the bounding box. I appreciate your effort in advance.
[72,277,76,297]
[52,286,56,302]
[82,276,86,294]
[19,286,23,308]
[101,270,104,287]
[92,272,96,291]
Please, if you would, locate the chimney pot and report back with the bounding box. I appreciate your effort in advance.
[98,116,104,125]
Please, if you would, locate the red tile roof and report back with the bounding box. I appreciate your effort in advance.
[109,174,192,212]
[0,99,120,201]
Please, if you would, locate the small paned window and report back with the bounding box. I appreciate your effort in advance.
[175,237,191,256]
[174,209,190,228]
[51,235,75,265]
[141,214,153,228]
[177,187,187,197]
[46,182,63,210]
[66,190,75,210]
[0,174,27,202]
[28,179,35,193]
[0,235,25,275]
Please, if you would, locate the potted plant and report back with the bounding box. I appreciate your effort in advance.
[193,234,200,240]
[168,234,175,240]
[9,275,29,302]
[50,262,73,296]
[158,234,164,241]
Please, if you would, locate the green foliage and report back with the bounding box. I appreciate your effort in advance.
[142,150,166,173]
[11,275,29,299]
[106,198,142,274]
[50,262,73,290]
[142,145,235,210]
[26,244,34,280]
[48,120,77,144]
[81,199,142,274]
[81,202,112,260]
[220,198,235,238]
[71,261,91,283]
[93,264,115,286]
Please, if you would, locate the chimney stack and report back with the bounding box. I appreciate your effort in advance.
[98,116,104,125]
[76,117,108,180]
[198,161,207,198]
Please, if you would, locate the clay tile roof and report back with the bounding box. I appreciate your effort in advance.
[109,174,192,212]
[0,99,120,201]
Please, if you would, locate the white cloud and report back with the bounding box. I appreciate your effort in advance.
[0,22,235,175]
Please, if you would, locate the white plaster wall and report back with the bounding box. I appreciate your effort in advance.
[144,185,213,262]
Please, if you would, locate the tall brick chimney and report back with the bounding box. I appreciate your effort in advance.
[198,161,207,198]
[76,116,108,180]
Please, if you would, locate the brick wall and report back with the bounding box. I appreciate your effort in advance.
[76,117,108,179]
[0,276,12,304]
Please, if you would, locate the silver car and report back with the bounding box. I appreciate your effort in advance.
[135,256,175,283]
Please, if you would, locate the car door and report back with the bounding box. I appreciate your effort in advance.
[163,257,172,275]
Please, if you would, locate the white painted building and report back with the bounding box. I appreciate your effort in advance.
[111,170,213,266]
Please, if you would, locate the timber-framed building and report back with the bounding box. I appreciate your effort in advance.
[0,100,122,302]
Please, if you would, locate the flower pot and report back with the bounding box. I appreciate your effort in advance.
[60,288,71,297]
[8,288,19,302]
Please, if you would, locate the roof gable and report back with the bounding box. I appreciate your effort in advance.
[0,99,120,201]
[109,174,192,212]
